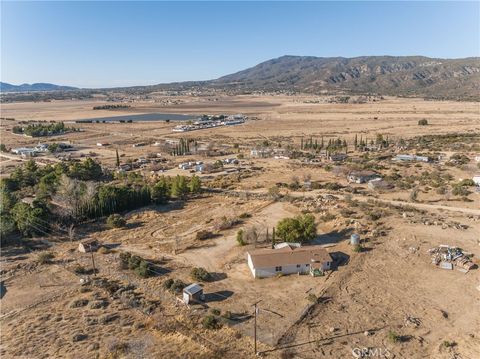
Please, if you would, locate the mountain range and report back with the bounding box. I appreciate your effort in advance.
[208,55,480,100]
[2,55,479,100]
[0,82,78,92]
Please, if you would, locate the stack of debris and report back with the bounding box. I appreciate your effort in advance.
[428,245,476,273]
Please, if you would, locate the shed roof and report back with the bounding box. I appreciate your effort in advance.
[248,245,332,269]
[183,283,203,295]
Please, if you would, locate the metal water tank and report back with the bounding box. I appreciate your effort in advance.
[350,233,360,245]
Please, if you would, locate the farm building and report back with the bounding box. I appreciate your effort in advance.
[347,170,381,184]
[78,239,100,253]
[183,283,204,304]
[247,244,333,278]
[394,154,430,162]
[328,153,348,162]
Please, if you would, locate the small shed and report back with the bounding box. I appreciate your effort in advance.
[183,283,204,304]
[78,239,100,253]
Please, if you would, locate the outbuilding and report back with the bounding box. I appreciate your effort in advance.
[78,239,100,253]
[183,283,204,304]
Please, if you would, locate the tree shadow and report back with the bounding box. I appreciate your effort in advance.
[329,251,350,269]
[126,221,143,230]
[0,238,51,258]
[208,272,227,282]
[204,290,234,303]
[311,229,350,245]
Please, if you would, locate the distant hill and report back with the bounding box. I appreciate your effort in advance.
[2,55,479,100]
[0,82,78,92]
[208,55,480,100]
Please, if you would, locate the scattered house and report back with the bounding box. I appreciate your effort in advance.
[12,147,37,157]
[78,239,100,253]
[96,142,110,147]
[132,142,147,148]
[222,158,239,165]
[474,155,480,162]
[347,170,381,184]
[368,178,394,191]
[394,154,430,162]
[473,175,480,186]
[247,244,333,278]
[183,283,204,304]
[250,148,271,158]
[328,153,348,162]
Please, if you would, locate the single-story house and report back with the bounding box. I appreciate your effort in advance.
[394,154,430,162]
[183,283,204,304]
[250,148,271,158]
[328,153,348,162]
[247,245,333,278]
[347,170,381,184]
[78,239,100,253]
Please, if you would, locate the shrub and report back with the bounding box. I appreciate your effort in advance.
[452,185,470,197]
[107,214,126,228]
[163,278,174,290]
[353,244,363,253]
[388,330,400,343]
[119,252,132,269]
[268,186,281,200]
[134,260,151,278]
[418,119,428,126]
[324,182,342,191]
[307,293,318,303]
[191,267,212,282]
[202,315,221,330]
[367,211,382,221]
[217,216,240,230]
[128,255,142,270]
[236,230,246,246]
[210,308,221,316]
[37,252,55,264]
[442,340,457,348]
[239,212,251,219]
[169,279,185,293]
[222,310,233,320]
[196,230,213,240]
[320,212,336,222]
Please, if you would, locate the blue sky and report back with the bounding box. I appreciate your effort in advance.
[1,1,479,88]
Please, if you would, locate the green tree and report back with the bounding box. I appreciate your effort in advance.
[151,176,170,204]
[11,200,50,237]
[115,149,120,167]
[189,175,201,194]
[171,175,189,199]
[276,214,317,243]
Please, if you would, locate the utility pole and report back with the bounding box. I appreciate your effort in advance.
[90,251,97,276]
[253,300,262,356]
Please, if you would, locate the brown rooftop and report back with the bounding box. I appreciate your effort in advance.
[248,245,332,268]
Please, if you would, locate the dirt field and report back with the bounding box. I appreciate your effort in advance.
[1,94,479,358]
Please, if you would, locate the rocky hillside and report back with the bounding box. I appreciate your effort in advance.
[210,55,480,100]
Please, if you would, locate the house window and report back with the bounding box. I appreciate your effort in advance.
[275,266,282,272]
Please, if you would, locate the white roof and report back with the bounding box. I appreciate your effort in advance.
[183,283,202,295]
